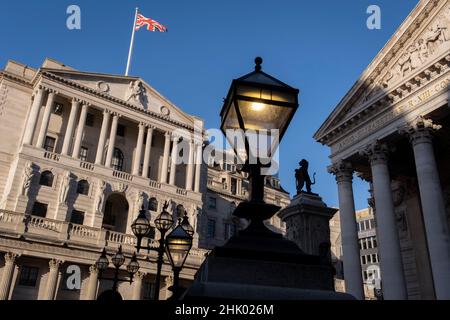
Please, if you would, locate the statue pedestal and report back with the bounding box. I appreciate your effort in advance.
[278,192,338,257]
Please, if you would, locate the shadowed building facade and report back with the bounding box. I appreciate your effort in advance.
[315,0,450,300]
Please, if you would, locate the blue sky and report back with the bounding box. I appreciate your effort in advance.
[0,0,419,209]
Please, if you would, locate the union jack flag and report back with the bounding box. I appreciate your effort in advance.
[135,13,168,32]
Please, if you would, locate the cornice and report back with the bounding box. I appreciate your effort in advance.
[319,54,449,146]
[315,0,442,141]
[40,71,195,131]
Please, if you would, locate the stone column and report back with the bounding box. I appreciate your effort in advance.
[85,265,99,300]
[95,110,111,165]
[185,140,195,190]
[328,161,364,300]
[194,143,203,193]
[71,102,89,159]
[132,272,145,300]
[61,98,80,156]
[23,87,45,145]
[132,123,146,176]
[160,132,171,183]
[43,259,62,300]
[0,252,19,300]
[401,117,450,299]
[36,90,57,148]
[361,142,407,300]
[169,136,180,186]
[142,126,154,178]
[105,113,120,168]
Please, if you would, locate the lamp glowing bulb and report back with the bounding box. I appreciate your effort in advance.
[251,102,265,111]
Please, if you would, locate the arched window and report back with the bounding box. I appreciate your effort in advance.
[176,204,185,218]
[39,171,54,187]
[112,148,124,171]
[148,198,158,212]
[76,180,90,195]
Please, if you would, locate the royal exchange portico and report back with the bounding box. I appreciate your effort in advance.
[0,58,208,300]
[315,0,450,300]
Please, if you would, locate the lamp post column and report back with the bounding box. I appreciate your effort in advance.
[328,161,364,300]
[0,252,19,300]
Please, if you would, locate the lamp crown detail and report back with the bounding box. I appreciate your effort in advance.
[255,57,263,71]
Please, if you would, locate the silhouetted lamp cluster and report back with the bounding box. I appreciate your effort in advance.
[95,201,194,300]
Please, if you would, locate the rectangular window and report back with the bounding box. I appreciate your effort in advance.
[70,210,85,225]
[207,219,216,238]
[32,202,48,218]
[143,282,155,300]
[208,197,216,209]
[53,102,64,115]
[373,238,378,248]
[363,271,368,280]
[372,254,377,263]
[117,124,126,137]
[367,255,372,263]
[230,178,237,195]
[85,113,95,127]
[362,240,367,250]
[44,136,56,152]
[225,223,237,240]
[79,147,88,162]
[18,266,39,287]
[361,255,366,265]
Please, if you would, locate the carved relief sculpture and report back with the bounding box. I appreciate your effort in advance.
[21,161,35,196]
[125,80,145,106]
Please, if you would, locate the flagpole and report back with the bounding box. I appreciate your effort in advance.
[125,7,139,76]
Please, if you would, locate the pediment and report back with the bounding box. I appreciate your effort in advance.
[42,69,197,126]
[315,0,450,142]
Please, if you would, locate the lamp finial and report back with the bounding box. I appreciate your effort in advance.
[255,57,263,71]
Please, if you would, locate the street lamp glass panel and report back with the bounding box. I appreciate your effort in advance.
[95,248,109,271]
[111,246,125,268]
[155,211,174,233]
[126,252,140,275]
[181,214,195,237]
[165,225,193,269]
[131,209,151,237]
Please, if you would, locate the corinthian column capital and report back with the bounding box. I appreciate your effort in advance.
[359,141,390,166]
[89,265,99,275]
[48,259,64,270]
[399,115,442,146]
[328,160,353,183]
[4,252,20,264]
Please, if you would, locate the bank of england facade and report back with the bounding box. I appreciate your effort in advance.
[315,0,450,300]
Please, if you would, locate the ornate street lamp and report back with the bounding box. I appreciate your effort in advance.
[130,201,176,300]
[165,220,193,300]
[95,245,140,294]
[180,210,195,237]
[220,57,299,233]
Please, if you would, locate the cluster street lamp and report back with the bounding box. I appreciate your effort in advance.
[95,246,140,295]
[130,201,194,300]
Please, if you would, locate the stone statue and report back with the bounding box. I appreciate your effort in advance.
[125,80,145,105]
[95,180,107,214]
[21,162,35,196]
[59,171,72,205]
[295,159,316,194]
[135,191,144,213]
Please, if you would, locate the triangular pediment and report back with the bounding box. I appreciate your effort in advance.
[42,69,198,126]
[314,0,450,142]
